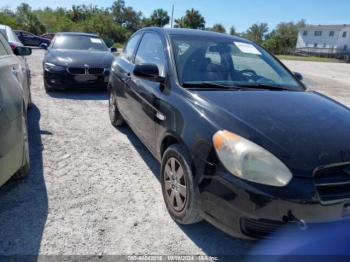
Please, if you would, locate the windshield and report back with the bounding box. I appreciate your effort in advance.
[52,35,108,51]
[170,35,303,90]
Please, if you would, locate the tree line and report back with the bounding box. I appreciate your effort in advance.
[0,1,305,53]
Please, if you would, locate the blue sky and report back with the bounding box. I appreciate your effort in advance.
[2,0,350,32]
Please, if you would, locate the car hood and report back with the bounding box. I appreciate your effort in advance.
[46,49,114,68]
[192,90,350,177]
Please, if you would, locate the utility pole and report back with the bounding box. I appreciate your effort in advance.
[170,4,174,28]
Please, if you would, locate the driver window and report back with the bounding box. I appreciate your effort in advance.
[135,32,166,77]
[205,48,221,65]
[0,40,8,56]
[124,34,141,62]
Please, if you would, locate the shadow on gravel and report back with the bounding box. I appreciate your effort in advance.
[116,125,253,256]
[47,90,108,101]
[0,105,47,257]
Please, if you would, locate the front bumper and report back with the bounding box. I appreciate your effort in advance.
[198,166,350,239]
[44,69,109,89]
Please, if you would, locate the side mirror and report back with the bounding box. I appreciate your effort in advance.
[110,47,117,53]
[133,64,165,83]
[13,46,32,56]
[294,72,303,81]
[40,43,48,50]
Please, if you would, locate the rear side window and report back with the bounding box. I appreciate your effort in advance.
[0,29,7,40]
[124,34,141,62]
[8,28,20,43]
[0,39,8,56]
[135,32,166,77]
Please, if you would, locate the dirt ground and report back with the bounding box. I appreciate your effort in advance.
[0,50,349,257]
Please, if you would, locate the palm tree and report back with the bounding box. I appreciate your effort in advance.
[174,17,186,28]
[211,23,226,33]
[150,9,170,27]
[244,23,269,44]
[229,26,237,36]
[176,8,205,29]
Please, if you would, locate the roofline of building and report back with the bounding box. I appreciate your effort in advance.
[300,24,350,31]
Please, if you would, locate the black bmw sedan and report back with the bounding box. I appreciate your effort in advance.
[43,32,115,92]
[108,27,350,239]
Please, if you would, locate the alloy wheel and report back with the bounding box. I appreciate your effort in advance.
[164,157,187,212]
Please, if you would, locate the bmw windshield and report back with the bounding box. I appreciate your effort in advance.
[170,35,304,91]
[52,35,108,52]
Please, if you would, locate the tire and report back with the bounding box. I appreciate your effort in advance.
[13,108,30,179]
[44,77,54,93]
[161,144,202,224]
[27,88,33,108]
[109,90,124,127]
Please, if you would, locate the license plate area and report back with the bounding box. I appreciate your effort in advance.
[74,75,98,82]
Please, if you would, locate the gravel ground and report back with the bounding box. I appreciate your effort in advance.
[0,50,349,257]
[282,60,350,106]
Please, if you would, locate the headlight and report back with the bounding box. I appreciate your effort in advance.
[44,62,65,72]
[213,130,292,187]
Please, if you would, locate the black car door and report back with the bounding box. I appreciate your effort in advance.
[125,32,167,153]
[114,33,142,121]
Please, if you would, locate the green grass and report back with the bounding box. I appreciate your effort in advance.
[112,43,124,49]
[277,55,342,63]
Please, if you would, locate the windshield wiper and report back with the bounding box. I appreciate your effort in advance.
[182,82,241,90]
[234,83,289,91]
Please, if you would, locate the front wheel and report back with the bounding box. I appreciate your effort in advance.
[161,144,202,225]
[27,87,33,108]
[109,90,124,127]
[44,81,53,93]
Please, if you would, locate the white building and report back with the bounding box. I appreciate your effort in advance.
[296,24,350,55]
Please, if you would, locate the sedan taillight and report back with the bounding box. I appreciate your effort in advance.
[9,43,17,50]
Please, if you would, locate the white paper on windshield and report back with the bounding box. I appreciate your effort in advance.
[90,38,102,44]
[234,42,262,55]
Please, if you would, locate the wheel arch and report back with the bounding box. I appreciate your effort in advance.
[159,132,196,174]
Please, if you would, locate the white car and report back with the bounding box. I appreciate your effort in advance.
[0,24,32,109]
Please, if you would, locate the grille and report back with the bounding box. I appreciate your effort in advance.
[68,67,85,75]
[88,68,104,75]
[315,163,350,204]
[241,218,285,238]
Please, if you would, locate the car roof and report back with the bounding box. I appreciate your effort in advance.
[139,27,251,43]
[0,24,9,30]
[56,32,99,37]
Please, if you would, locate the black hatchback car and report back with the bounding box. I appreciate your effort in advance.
[14,30,51,47]
[43,32,115,92]
[108,28,350,239]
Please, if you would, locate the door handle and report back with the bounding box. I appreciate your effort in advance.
[123,72,131,82]
[11,67,18,77]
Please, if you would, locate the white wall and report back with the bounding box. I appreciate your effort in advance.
[337,27,350,51]
[297,28,342,49]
